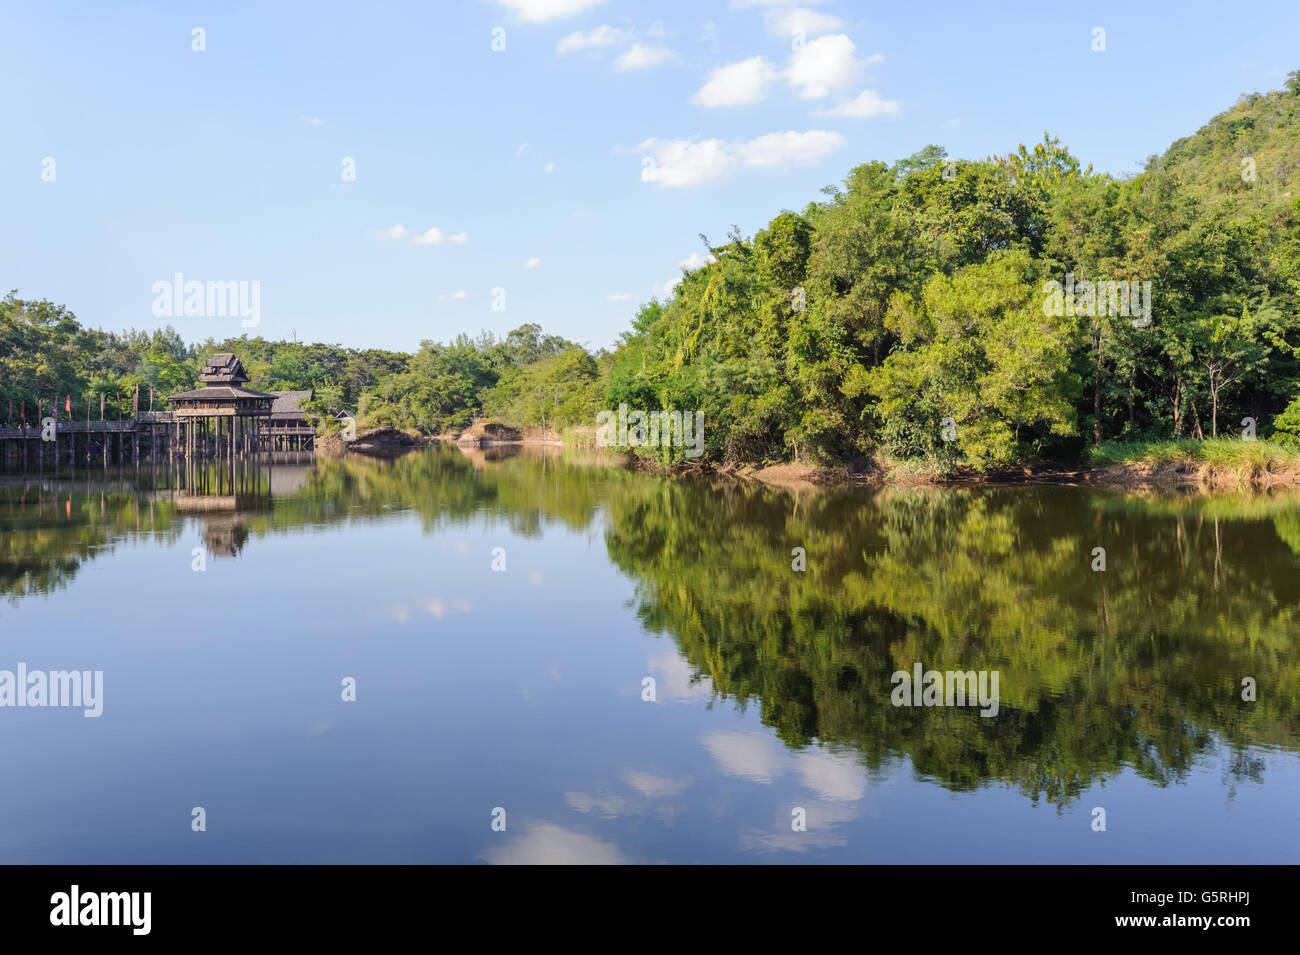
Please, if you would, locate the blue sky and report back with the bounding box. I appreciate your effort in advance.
[2,0,1298,353]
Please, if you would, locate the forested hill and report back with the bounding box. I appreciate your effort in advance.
[1158,71,1300,216]
[606,69,1300,467]
[4,70,1300,470]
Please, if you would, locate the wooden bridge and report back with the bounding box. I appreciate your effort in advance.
[0,412,315,473]
[2,356,317,474]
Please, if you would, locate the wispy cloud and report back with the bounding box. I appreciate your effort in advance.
[728,0,827,7]
[615,43,676,70]
[693,34,884,108]
[762,7,843,38]
[638,129,845,187]
[814,88,901,118]
[556,24,630,53]
[491,0,605,23]
[652,276,682,297]
[438,289,470,302]
[607,292,631,301]
[556,22,676,73]
[524,257,542,269]
[412,227,469,245]
[299,115,326,127]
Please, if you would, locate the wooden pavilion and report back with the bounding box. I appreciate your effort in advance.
[166,354,272,457]
[267,389,315,451]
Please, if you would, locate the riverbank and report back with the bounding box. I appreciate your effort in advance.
[326,423,1300,490]
[1086,438,1300,487]
[616,438,1300,491]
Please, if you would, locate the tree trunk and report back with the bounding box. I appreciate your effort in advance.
[1172,377,1183,438]
[1093,318,1103,446]
[1190,397,1205,439]
[1127,372,1136,436]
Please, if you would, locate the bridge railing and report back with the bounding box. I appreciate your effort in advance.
[0,420,146,437]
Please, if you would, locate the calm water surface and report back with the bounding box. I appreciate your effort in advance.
[1,445,1297,863]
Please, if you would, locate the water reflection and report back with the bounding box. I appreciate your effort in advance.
[2,445,1298,825]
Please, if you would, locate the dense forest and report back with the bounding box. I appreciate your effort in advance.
[4,70,1300,468]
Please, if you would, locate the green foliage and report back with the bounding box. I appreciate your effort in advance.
[0,296,596,437]
[482,347,600,433]
[605,71,1300,468]
[7,70,1300,467]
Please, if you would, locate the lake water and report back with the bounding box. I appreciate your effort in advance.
[1,444,1297,864]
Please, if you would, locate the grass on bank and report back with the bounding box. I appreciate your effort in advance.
[1088,437,1300,474]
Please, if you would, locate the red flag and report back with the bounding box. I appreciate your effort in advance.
[20,401,25,423]
[149,385,154,411]
[65,395,71,414]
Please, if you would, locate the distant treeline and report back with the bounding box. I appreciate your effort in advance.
[4,70,1300,465]
[0,300,604,436]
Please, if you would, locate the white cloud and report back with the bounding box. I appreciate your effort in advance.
[544,161,556,173]
[607,292,631,301]
[736,129,845,168]
[702,731,787,784]
[438,289,469,302]
[514,142,530,156]
[702,731,867,804]
[646,649,711,699]
[413,227,469,245]
[558,25,676,73]
[492,0,605,23]
[615,43,676,71]
[621,770,689,799]
[638,136,734,187]
[945,117,961,128]
[815,88,901,118]
[376,224,409,240]
[652,276,682,298]
[480,823,627,865]
[299,115,325,126]
[793,749,867,802]
[639,129,844,188]
[785,34,865,98]
[692,56,777,107]
[556,24,629,53]
[523,257,541,269]
[763,7,843,38]
[680,251,716,270]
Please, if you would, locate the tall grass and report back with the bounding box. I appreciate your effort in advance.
[1089,437,1300,473]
